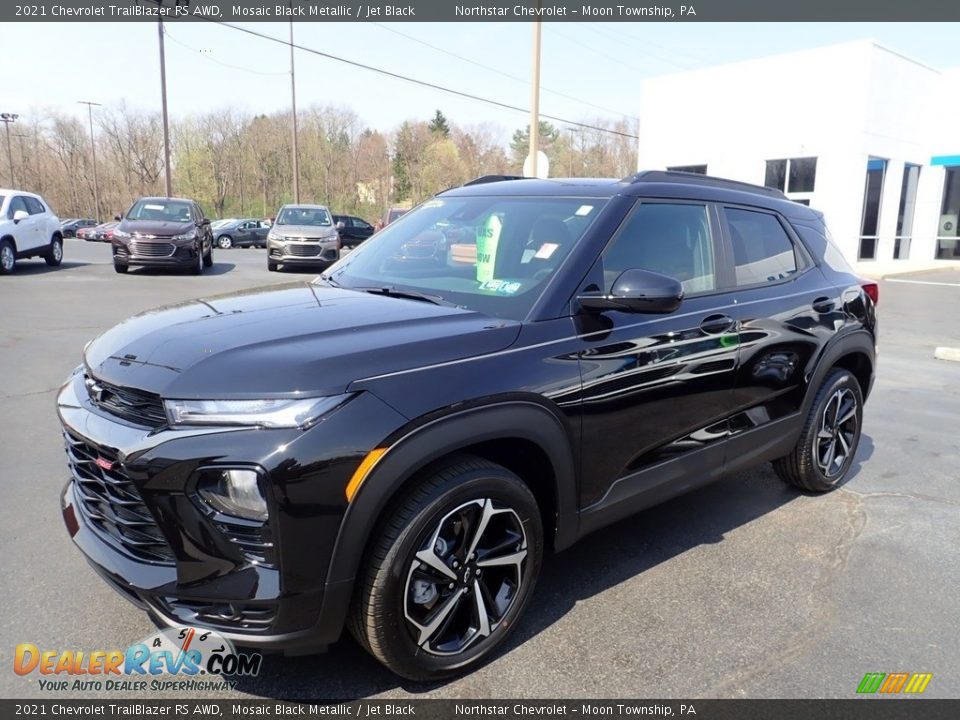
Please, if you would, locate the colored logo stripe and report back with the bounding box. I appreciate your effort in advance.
[857,672,932,694]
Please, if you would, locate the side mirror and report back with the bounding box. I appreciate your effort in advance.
[12,209,29,222]
[336,221,345,231]
[578,268,684,314]
[114,214,122,221]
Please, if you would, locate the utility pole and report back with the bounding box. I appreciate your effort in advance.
[157,17,173,196]
[289,15,300,203]
[527,20,542,179]
[0,113,18,186]
[78,101,102,221]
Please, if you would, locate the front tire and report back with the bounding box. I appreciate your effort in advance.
[218,235,233,249]
[349,455,543,681]
[203,242,214,268]
[113,260,128,274]
[190,245,204,275]
[45,237,63,266]
[0,240,15,274]
[773,368,863,492]
[267,259,278,272]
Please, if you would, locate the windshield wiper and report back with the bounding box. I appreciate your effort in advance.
[353,286,453,307]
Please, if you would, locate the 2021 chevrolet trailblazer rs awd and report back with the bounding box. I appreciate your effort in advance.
[59,172,877,680]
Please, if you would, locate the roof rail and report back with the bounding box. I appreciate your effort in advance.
[624,170,788,199]
[462,175,530,187]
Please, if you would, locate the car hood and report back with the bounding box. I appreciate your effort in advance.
[119,219,194,237]
[84,282,521,399]
[271,224,338,239]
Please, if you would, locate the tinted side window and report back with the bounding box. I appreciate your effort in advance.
[726,208,798,286]
[9,196,29,218]
[602,203,716,294]
[24,197,46,214]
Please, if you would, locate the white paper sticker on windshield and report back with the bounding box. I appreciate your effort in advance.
[534,243,559,259]
[575,205,594,216]
[144,204,165,210]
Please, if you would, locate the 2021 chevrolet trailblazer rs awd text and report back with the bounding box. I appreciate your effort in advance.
[58,172,877,680]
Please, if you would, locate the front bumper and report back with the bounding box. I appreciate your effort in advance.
[56,369,404,652]
[267,237,340,265]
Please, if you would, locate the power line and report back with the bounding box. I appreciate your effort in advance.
[545,26,654,75]
[577,23,704,69]
[370,22,639,121]
[587,23,711,65]
[208,21,639,140]
[163,26,288,76]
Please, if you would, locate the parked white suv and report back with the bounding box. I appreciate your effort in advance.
[0,190,63,274]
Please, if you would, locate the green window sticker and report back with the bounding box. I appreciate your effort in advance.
[476,215,502,283]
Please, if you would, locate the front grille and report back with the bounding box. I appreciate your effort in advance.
[64,431,174,564]
[129,240,175,257]
[158,598,277,632]
[85,373,167,428]
[284,243,321,257]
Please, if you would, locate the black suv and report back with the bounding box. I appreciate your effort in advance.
[111,197,214,274]
[58,173,876,680]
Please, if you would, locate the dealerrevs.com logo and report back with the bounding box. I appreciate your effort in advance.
[14,627,262,692]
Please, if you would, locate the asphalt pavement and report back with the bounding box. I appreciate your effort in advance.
[1,241,958,699]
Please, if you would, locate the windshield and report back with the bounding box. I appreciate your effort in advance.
[127,199,193,223]
[321,195,607,320]
[277,206,332,227]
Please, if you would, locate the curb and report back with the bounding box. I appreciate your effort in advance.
[934,347,960,363]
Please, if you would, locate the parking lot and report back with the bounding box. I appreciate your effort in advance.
[1,239,958,699]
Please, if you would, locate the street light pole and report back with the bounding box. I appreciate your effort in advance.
[527,20,542,178]
[289,16,300,203]
[79,100,102,221]
[0,112,18,186]
[157,18,173,197]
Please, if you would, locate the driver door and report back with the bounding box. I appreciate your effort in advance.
[575,200,740,525]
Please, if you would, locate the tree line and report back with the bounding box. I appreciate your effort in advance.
[4,104,638,222]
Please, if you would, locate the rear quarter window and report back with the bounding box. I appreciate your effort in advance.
[726,207,800,286]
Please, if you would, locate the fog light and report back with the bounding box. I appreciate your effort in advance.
[199,469,268,521]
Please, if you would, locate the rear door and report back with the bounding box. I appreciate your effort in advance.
[575,199,740,526]
[716,204,843,474]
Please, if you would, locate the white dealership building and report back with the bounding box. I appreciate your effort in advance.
[637,40,960,267]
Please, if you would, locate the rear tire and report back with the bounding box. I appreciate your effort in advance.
[349,454,543,681]
[0,240,15,274]
[45,237,63,266]
[773,368,863,492]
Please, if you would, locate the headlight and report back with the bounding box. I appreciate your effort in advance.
[173,231,197,242]
[112,229,131,240]
[267,230,280,241]
[163,394,349,428]
[198,469,267,521]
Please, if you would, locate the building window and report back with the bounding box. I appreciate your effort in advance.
[667,165,707,175]
[937,166,960,259]
[895,164,920,260]
[858,158,886,260]
[765,157,817,203]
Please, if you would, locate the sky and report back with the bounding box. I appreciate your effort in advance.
[5,21,960,143]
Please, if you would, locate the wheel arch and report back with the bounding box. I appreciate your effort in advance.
[1,234,17,251]
[805,330,875,412]
[326,400,579,589]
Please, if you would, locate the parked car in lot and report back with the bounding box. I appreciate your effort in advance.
[332,214,375,248]
[61,218,98,238]
[58,172,877,680]
[86,221,118,242]
[375,206,409,231]
[266,204,340,271]
[213,217,270,249]
[0,189,63,274]
[110,197,214,274]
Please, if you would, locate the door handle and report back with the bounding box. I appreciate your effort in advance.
[812,297,835,314]
[699,314,736,334]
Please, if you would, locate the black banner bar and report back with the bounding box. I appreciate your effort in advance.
[2,700,958,719]
[6,0,960,23]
